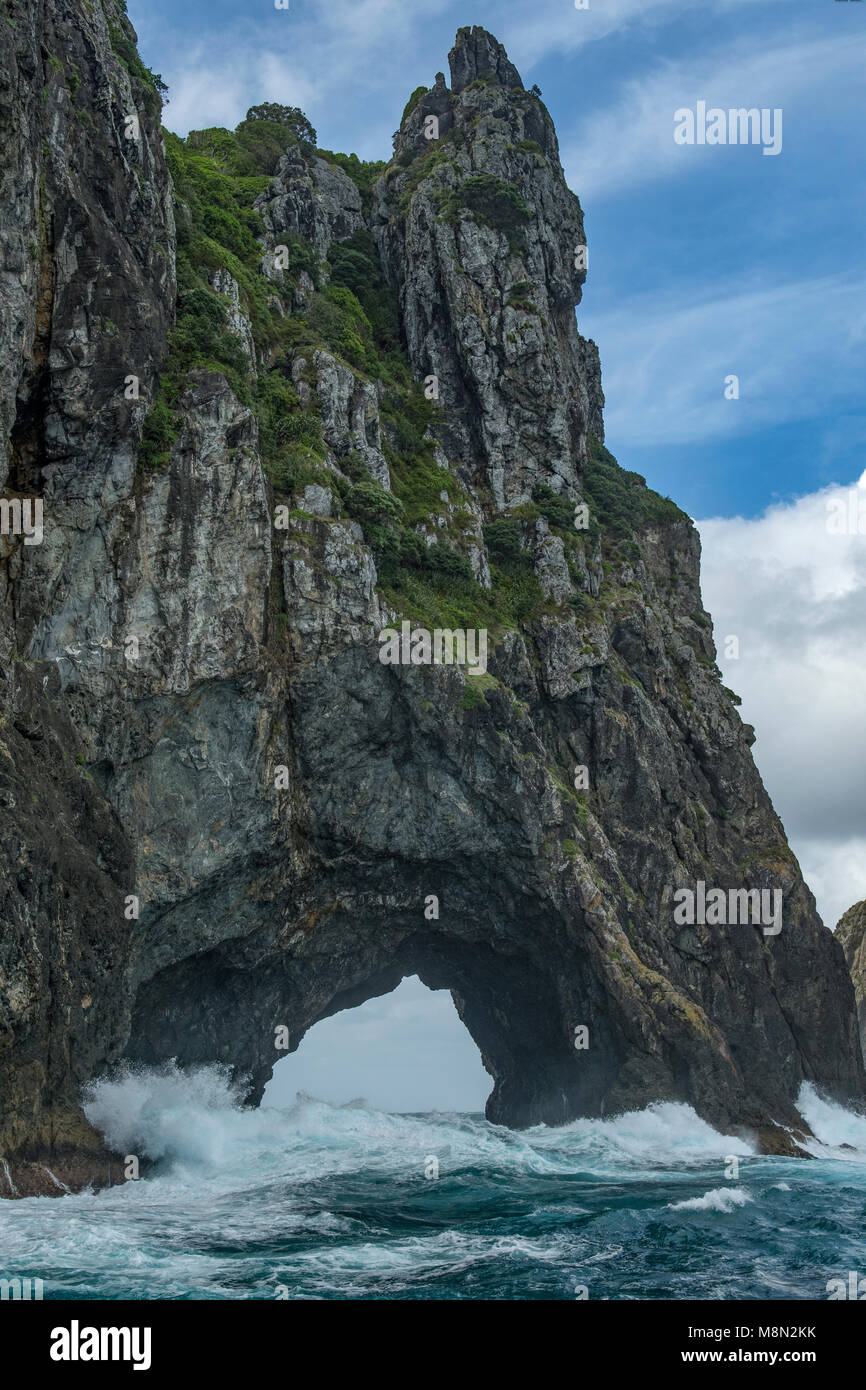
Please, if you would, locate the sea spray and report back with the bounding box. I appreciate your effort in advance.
[0,1069,855,1300]
[796,1082,866,1159]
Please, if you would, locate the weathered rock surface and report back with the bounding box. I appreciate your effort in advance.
[837,900,866,1066]
[257,151,364,265]
[0,12,863,1193]
[0,662,133,1194]
[374,27,603,511]
[0,0,172,1188]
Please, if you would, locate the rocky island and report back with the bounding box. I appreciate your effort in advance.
[0,3,863,1195]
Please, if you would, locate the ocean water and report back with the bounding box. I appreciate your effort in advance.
[2,1067,865,1301]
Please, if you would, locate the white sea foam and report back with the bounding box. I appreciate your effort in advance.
[83,1062,249,1163]
[796,1082,866,1160]
[81,1064,758,1187]
[668,1187,753,1213]
[0,1066,859,1300]
[80,1067,866,1193]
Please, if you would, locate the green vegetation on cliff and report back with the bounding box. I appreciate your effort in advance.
[139,109,325,475]
[583,435,686,537]
[139,97,689,638]
[106,9,167,114]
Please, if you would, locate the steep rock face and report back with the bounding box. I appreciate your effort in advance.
[0,661,133,1195]
[373,28,603,510]
[307,351,392,490]
[0,0,174,660]
[256,151,364,265]
[0,14,864,1191]
[0,0,172,1189]
[837,901,866,1065]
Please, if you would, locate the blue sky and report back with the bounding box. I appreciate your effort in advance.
[129,0,866,521]
[127,0,866,1111]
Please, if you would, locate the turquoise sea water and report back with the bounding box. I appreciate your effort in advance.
[1,1067,864,1301]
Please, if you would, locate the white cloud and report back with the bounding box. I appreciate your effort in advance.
[698,474,866,929]
[157,46,324,141]
[797,840,866,938]
[140,0,452,148]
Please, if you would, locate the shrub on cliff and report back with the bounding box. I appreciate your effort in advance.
[583,435,686,538]
[344,479,405,528]
[138,394,179,472]
[460,174,530,230]
[438,174,530,251]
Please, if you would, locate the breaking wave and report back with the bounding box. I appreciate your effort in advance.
[81,1062,759,1185]
[0,1065,860,1300]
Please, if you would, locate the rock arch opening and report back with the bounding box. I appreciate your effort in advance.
[263,975,490,1114]
[123,919,610,1129]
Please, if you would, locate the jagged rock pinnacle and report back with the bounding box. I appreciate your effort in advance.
[448,26,525,94]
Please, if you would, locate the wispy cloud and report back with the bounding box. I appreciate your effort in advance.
[500,0,694,68]
[142,0,453,147]
[582,274,866,448]
[560,30,865,199]
[500,0,767,71]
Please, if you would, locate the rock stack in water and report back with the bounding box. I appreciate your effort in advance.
[0,9,863,1191]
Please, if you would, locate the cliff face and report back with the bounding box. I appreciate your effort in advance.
[0,0,171,1193]
[1,11,863,1191]
[837,902,866,1066]
[374,34,602,511]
